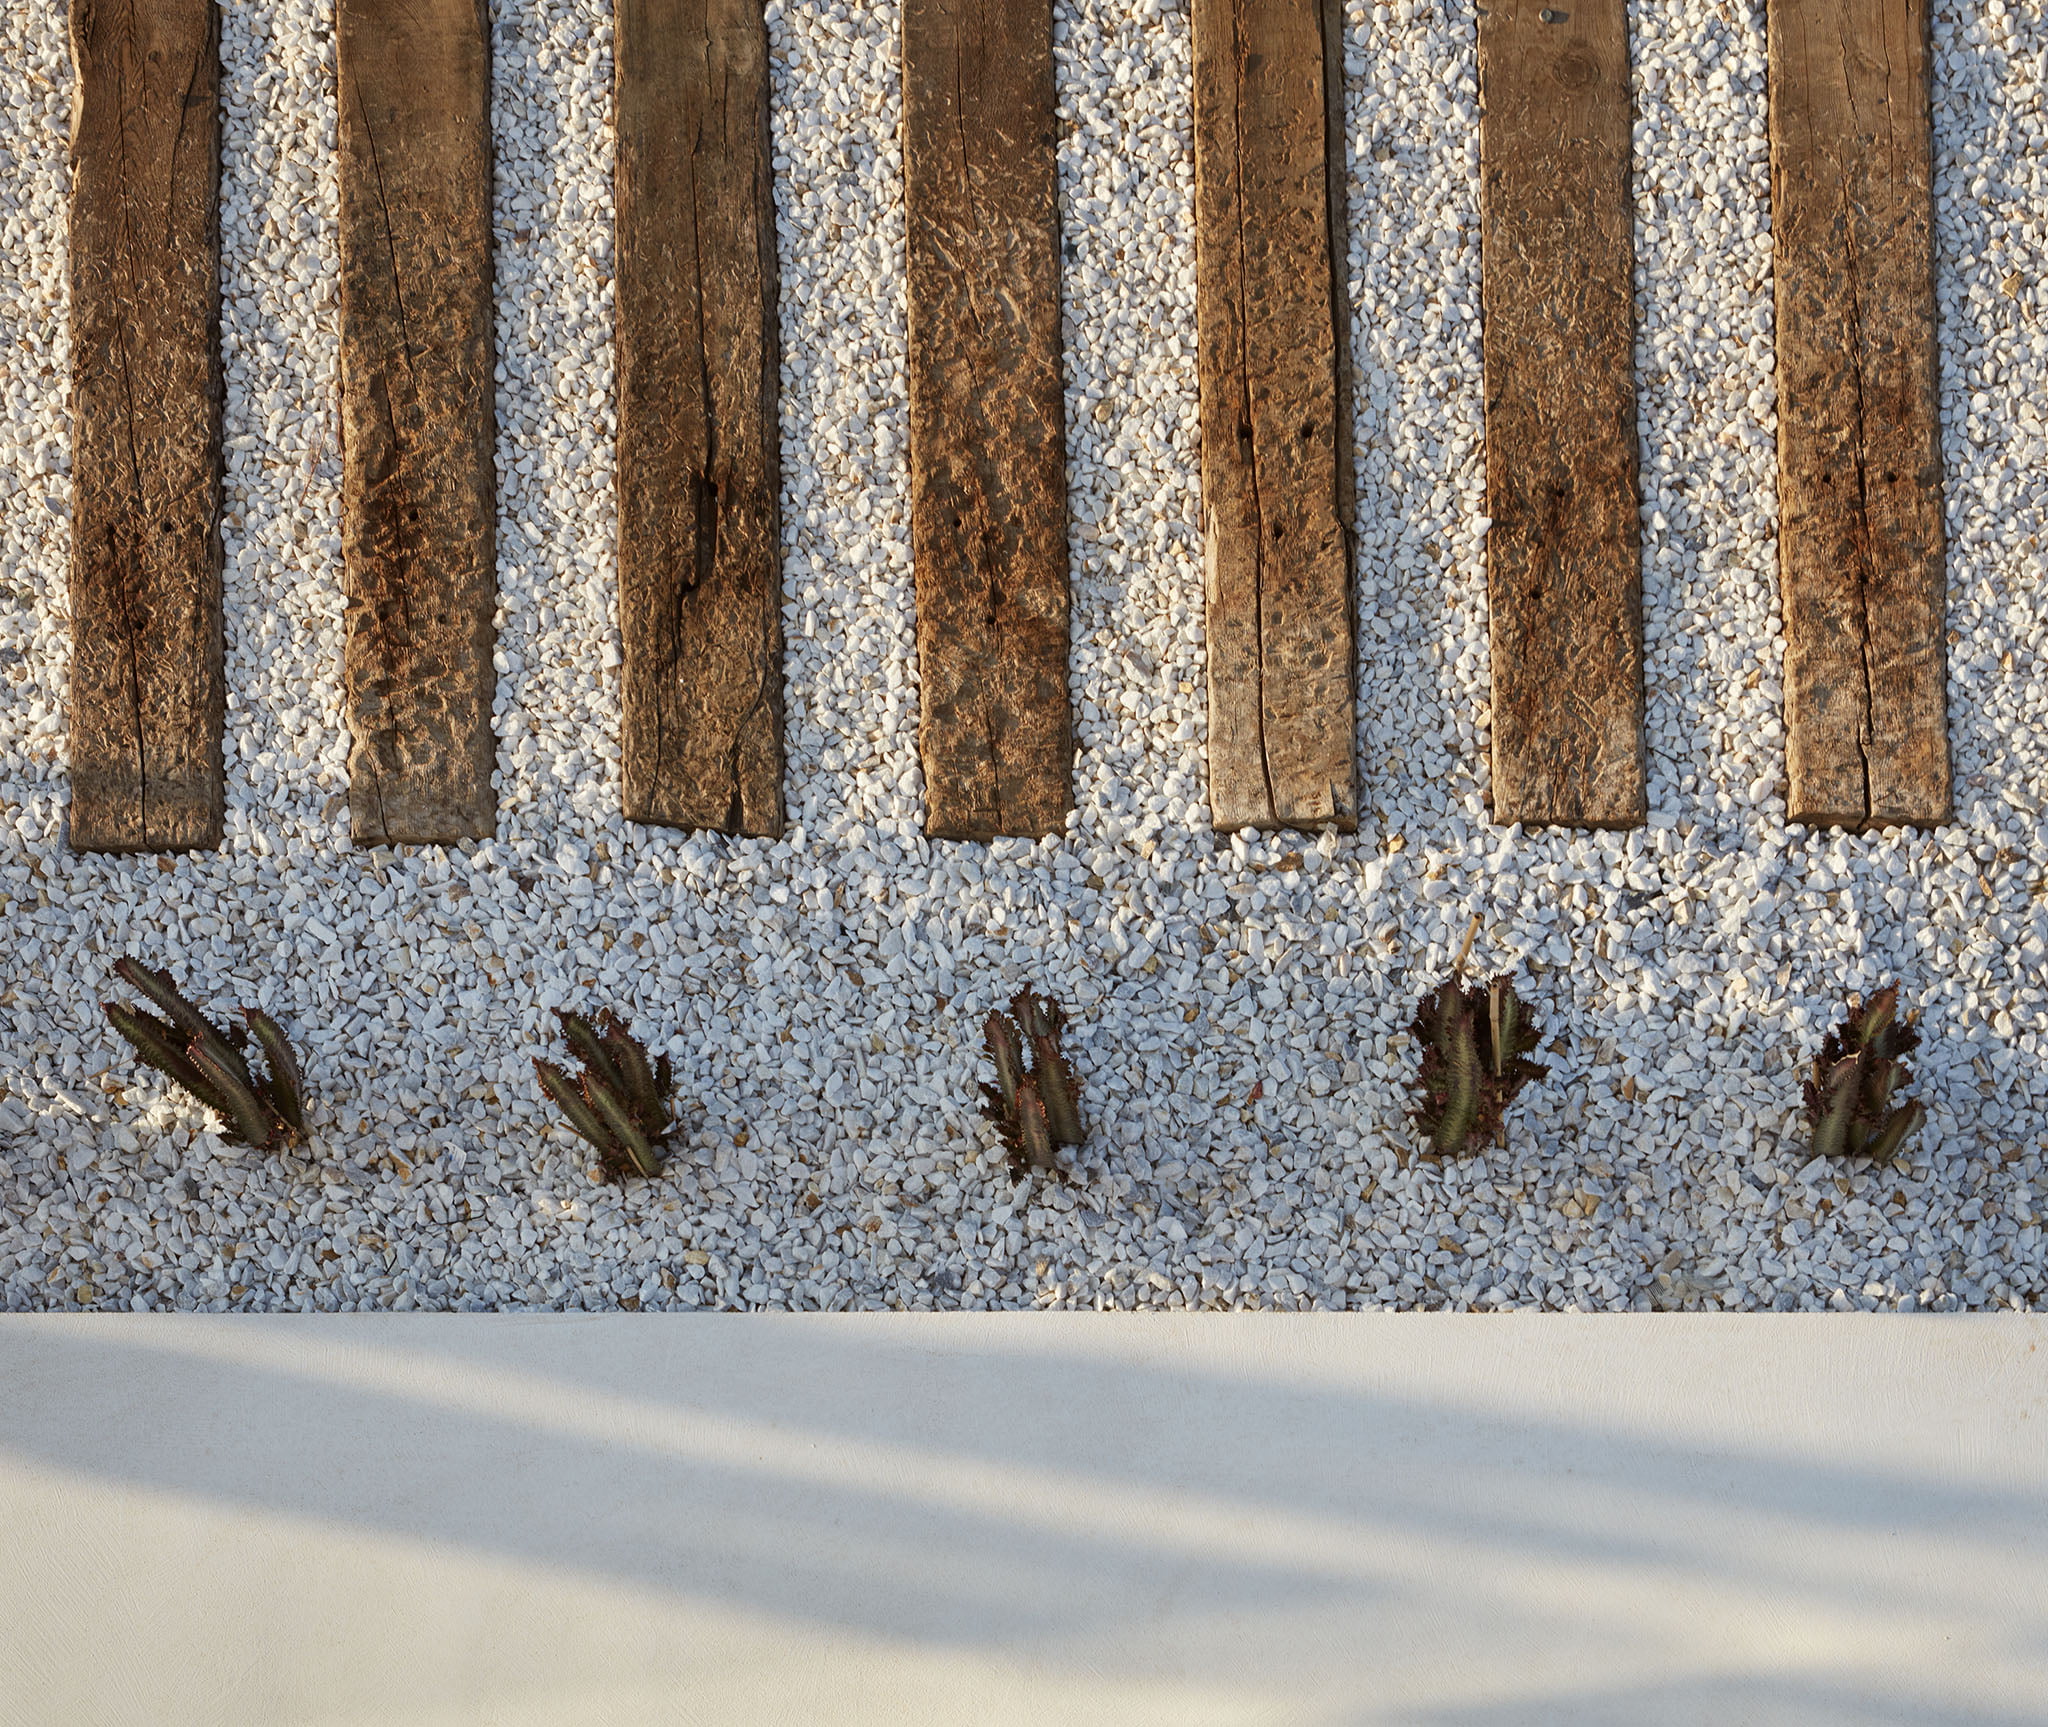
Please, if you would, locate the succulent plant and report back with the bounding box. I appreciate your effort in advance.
[103,958,306,1149]
[534,1008,677,1180]
[1805,984,1925,1164]
[1409,972,1545,1160]
[981,989,1083,1178]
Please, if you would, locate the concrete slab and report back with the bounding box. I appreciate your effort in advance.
[1,1315,2042,1725]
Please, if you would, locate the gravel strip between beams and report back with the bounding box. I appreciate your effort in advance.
[1,0,2044,1314]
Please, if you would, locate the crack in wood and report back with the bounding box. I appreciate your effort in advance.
[338,0,497,846]
[67,0,223,853]
[617,0,784,837]
[903,0,1072,842]
[1772,0,1949,829]
[1193,0,1357,834]
[1476,0,1646,829]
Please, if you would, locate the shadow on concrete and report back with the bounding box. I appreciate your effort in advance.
[0,1316,2043,1726]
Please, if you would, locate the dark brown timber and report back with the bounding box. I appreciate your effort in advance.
[67,0,223,853]
[616,0,784,836]
[902,0,1072,841]
[337,0,497,845]
[1192,0,1357,834]
[1770,0,1949,827]
[1477,0,1646,828]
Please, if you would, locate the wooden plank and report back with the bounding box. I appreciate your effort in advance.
[67,0,223,853]
[1770,0,1949,828]
[615,0,784,836]
[1477,0,1646,828]
[1192,0,1358,834]
[337,0,497,846]
[901,0,1072,842]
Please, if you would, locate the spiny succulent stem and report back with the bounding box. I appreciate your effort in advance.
[534,1010,679,1182]
[534,1059,615,1154]
[106,963,307,1151]
[1409,972,1545,1161]
[1804,984,1924,1164]
[1866,1099,1925,1166]
[603,1013,662,1126]
[105,1004,230,1120]
[980,990,1086,1177]
[186,1043,276,1149]
[1015,1074,1056,1173]
[984,1012,1024,1115]
[559,1012,627,1100]
[244,1009,307,1139]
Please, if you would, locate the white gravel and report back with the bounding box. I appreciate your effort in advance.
[1,0,2044,1314]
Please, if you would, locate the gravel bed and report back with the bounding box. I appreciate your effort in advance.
[1,0,2044,1313]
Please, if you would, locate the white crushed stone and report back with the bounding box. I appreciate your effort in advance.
[1,0,2044,1314]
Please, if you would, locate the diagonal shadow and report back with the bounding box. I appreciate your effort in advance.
[1400,1674,2048,1727]
[0,1316,2042,1727]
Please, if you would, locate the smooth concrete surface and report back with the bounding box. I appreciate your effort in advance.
[0,1315,2043,1727]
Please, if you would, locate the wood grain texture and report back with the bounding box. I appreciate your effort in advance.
[1477,0,1646,828]
[902,0,1072,842]
[67,0,223,853]
[1770,0,1949,828]
[337,0,496,846]
[1192,0,1358,834]
[616,0,784,836]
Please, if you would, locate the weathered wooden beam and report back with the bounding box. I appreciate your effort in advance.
[1477,0,1646,828]
[616,0,784,837]
[1192,0,1357,835]
[67,0,223,853]
[901,0,1073,842]
[337,0,497,846]
[1770,0,1949,828]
